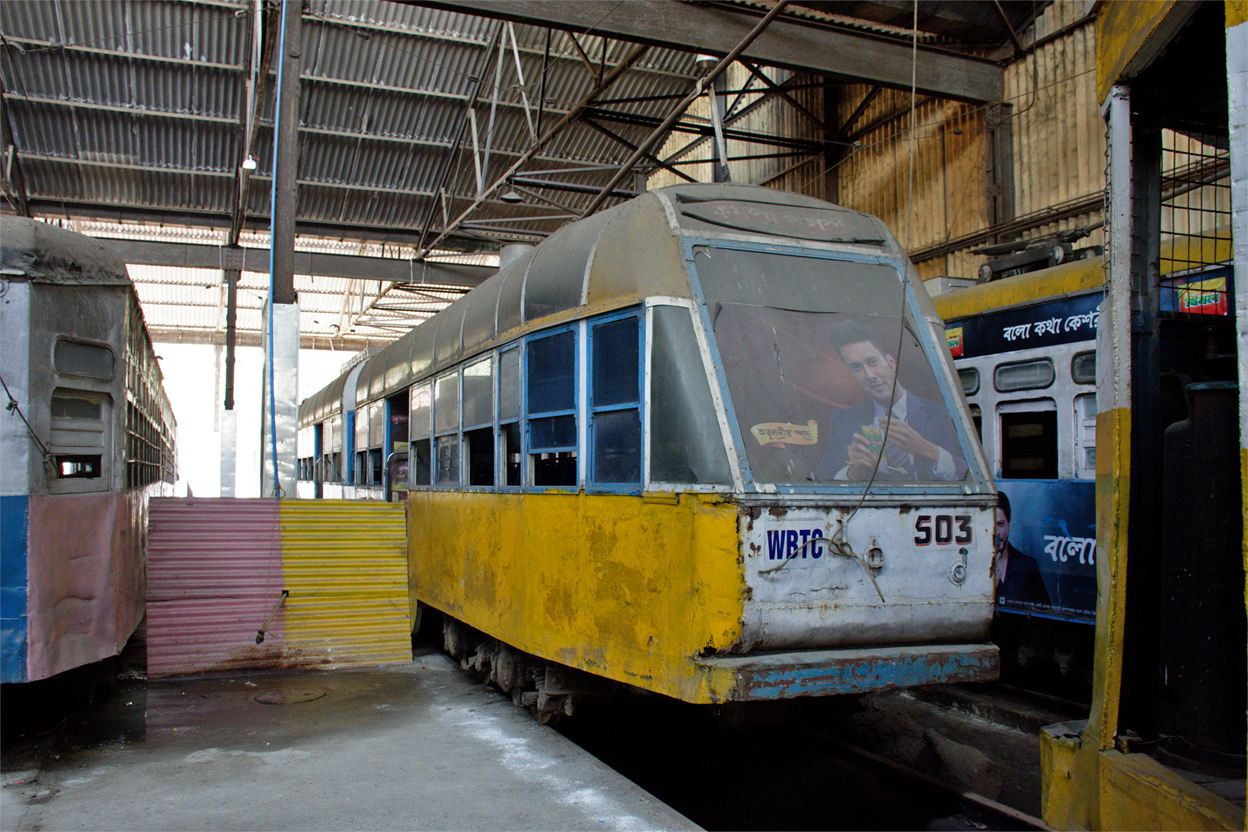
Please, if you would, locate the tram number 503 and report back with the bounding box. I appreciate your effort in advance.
[914,514,972,546]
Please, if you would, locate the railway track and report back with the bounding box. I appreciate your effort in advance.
[553,684,1064,831]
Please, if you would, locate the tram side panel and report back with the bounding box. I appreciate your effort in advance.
[1,223,175,683]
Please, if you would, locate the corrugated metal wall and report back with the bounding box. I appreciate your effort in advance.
[280,500,411,669]
[147,498,409,677]
[647,1,1112,286]
[1002,1,1103,251]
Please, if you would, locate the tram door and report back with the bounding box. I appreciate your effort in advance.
[385,392,409,503]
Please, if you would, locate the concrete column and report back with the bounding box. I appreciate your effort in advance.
[1227,6,1248,543]
[262,0,302,497]
[261,300,299,498]
[498,243,534,270]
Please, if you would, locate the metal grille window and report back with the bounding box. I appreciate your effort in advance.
[1159,128,1231,319]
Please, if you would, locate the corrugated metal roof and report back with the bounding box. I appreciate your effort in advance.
[1,0,1035,348]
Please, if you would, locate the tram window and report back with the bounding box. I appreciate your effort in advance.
[435,436,460,485]
[999,408,1058,479]
[1075,393,1097,478]
[434,371,459,435]
[371,449,383,485]
[500,422,522,486]
[411,439,431,486]
[50,391,108,486]
[498,347,523,487]
[54,339,114,380]
[593,410,641,483]
[465,427,494,486]
[499,349,520,421]
[463,357,493,429]
[1071,351,1096,384]
[969,404,982,440]
[527,331,574,413]
[958,367,980,396]
[591,314,641,486]
[650,306,731,485]
[54,454,101,479]
[527,330,577,487]
[995,359,1055,392]
[354,410,368,480]
[531,414,576,449]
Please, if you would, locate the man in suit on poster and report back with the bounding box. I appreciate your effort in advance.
[994,491,1051,607]
[814,320,967,482]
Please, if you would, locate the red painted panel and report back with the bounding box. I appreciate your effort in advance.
[26,491,143,680]
[146,498,288,678]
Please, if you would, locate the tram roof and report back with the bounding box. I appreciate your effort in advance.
[341,183,898,408]
[0,214,132,287]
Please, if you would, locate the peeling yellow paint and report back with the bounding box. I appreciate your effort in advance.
[407,490,744,703]
[1228,1,1248,29]
[1096,1,1194,102]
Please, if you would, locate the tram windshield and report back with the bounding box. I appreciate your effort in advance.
[692,247,970,486]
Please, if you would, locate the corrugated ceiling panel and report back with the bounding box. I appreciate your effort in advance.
[304,22,484,98]
[312,0,496,43]
[126,0,247,66]
[279,500,411,669]
[147,498,288,678]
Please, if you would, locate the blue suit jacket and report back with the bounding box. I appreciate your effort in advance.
[813,393,967,482]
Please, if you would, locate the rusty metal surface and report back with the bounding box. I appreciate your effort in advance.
[146,498,286,678]
[697,643,1000,701]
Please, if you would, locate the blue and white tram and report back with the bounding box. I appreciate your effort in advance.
[933,237,1235,693]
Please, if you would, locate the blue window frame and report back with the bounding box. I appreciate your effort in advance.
[589,310,642,490]
[433,369,460,486]
[462,355,495,487]
[526,327,577,487]
[497,345,523,488]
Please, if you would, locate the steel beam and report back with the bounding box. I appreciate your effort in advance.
[107,239,494,288]
[408,0,1003,103]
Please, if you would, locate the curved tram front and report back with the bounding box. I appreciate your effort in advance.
[299,184,999,718]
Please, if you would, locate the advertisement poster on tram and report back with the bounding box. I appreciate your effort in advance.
[712,307,965,486]
[994,479,1096,623]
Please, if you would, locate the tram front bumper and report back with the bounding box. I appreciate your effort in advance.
[696,643,1000,701]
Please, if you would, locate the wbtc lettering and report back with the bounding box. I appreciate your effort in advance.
[766,528,825,560]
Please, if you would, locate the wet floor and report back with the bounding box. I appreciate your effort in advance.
[1,650,698,832]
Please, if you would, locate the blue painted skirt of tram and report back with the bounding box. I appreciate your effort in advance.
[0,495,30,684]
[766,528,826,560]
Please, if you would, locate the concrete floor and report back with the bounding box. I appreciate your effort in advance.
[1,651,699,832]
